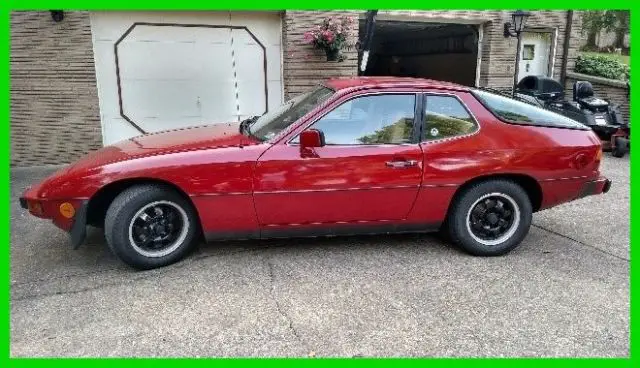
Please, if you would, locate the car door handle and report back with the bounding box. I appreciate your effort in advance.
[385,160,418,168]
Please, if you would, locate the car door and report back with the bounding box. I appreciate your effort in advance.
[253,92,424,228]
[419,92,482,185]
[404,92,482,225]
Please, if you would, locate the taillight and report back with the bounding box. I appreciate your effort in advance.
[595,148,603,167]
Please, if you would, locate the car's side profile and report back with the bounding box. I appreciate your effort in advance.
[20,77,612,270]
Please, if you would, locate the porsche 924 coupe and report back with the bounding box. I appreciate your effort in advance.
[20,77,612,270]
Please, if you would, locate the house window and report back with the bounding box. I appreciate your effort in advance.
[523,45,535,60]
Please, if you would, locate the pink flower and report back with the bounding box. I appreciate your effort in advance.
[303,31,315,44]
[322,30,335,43]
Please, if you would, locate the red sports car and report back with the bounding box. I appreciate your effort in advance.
[20,77,611,270]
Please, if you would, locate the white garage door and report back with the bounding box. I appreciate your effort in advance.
[90,11,283,145]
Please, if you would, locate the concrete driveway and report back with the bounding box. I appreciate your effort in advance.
[10,156,629,357]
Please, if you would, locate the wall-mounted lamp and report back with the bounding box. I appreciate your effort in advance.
[503,10,530,38]
[50,10,64,23]
[503,10,531,95]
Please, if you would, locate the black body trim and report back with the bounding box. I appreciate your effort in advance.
[578,181,597,199]
[260,222,441,239]
[204,230,261,242]
[19,197,28,209]
[70,200,89,249]
[203,221,442,243]
[412,93,424,144]
[578,179,612,198]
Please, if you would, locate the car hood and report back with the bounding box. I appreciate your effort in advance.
[68,123,258,172]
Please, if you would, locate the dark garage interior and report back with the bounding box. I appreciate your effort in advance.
[359,20,480,86]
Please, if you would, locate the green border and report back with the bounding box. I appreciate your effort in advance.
[3,2,634,366]
[2,1,637,10]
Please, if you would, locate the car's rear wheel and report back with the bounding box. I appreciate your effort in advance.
[104,185,199,270]
[447,180,532,256]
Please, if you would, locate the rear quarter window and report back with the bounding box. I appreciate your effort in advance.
[471,89,588,130]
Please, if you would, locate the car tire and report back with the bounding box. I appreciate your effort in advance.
[104,184,199,270]
[447,180,532,256]
[611,137,627,158]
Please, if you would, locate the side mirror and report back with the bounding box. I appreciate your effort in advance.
[299,129,325,157]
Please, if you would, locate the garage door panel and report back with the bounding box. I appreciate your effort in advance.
[139,117,215,133]
[102,117,145,144]
[90,12,232,41]
[129,25,231,44]
[229,12,282,46]
[121,80,202,120]
[91,40,120,118]
[237,79,266,117]
[198,45,234,78]
[118,41,201,80]
[266,45,282,81]
[233,45,264,80]
[234,42,267,116]
[231,28,258,46]
[198,82,240,122]
[267,80,283,110]
[91,12,283,145]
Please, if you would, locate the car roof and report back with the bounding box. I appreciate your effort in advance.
[323,76,471,93]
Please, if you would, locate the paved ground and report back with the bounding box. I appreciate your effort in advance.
[10,156,629,357]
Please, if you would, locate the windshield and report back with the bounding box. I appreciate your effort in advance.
[249,86,335,141]
[472,89,588,130]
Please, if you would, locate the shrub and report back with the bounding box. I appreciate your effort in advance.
[575,54,630,80]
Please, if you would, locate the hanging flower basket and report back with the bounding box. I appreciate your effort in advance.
[303,16,356,62]
[324,48,340,61]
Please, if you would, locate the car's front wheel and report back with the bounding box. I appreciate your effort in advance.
[447,180,533,256]
[104,184,199,270]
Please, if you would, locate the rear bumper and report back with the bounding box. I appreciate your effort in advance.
[578,177,612,199]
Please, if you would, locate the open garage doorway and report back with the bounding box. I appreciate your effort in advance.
[359,19,481,87]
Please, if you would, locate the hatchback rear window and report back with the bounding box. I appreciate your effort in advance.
[472,89,588,130]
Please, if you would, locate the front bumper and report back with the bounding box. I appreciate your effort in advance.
[69,200,89,249]
[19,194,89,249]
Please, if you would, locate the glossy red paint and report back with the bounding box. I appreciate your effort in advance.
[324,76,469,92]
[20,77,609,243]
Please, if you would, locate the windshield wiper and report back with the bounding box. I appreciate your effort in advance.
[239,115,259,135]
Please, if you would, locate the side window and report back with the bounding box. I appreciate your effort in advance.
[472,89,586,129]
[423,95,478,141]
[292,94,416,145]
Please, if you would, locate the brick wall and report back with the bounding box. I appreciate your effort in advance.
[282,10,360,100]
[282,10,582,94]
[565,72,630,125]
[10,11,101,167]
